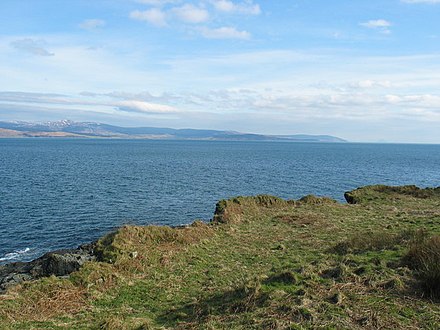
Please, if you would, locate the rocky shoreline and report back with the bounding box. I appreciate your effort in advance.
[0,243,96,293]
[0,223,198,294]
[2,185,437,295]
[0,185,439,328]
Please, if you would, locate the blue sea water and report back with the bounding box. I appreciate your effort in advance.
[0,139,439,263]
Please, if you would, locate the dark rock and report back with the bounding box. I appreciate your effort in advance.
[0,242,96,294]
[344,192,357,204]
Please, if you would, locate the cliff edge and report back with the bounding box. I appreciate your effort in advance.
[0,185,439,329]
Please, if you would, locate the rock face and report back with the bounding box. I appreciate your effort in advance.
[0,243,95,293]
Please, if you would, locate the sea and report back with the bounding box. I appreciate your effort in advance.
[1,139,439,264]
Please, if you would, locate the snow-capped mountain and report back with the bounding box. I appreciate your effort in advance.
[0,120,347,142]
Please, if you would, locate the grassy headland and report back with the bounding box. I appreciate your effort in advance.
[0,185,439,329]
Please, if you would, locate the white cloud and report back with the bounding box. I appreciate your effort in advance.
[211,0,235,12]
[360,19,392,34]
[10,38,54,56]
[135,0,179,5]
[79,19,106,30]
[210,0,261,15]
[0,92,179,115]
[2,30,440,141]
[184,89,440,122]
[385,94,440,108]
[130,8,167,27]
[172,4,210,23]
[402,0,440,3]
[354,80,392,89]
[360,19,391,28]
[114,100,179,113]
[2,87,440,142]
[199,26,250,39]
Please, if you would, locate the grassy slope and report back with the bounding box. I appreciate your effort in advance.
[0,186,439,329]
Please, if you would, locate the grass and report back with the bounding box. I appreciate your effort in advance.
[330,228,429,255]
[404,235,440,298]
[0,185,439,329]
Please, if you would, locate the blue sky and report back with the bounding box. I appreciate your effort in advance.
[1,0,440,142]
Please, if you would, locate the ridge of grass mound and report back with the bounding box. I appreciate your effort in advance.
[95,223,214,263]
[212,195,290,224]
[1,186,439,329]
[344,184,440,204]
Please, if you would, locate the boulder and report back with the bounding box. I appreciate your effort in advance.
[0,243,95,293]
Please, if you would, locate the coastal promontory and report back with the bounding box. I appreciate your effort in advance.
[0,185,439,329]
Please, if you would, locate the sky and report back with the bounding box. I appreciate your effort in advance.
[0,0,440,143]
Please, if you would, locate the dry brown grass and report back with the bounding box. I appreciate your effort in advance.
[0,277,87,322]
[299,195,337,205]
[70,262,121,295]
[212,195,290,224]
[113,222,214,252]
[99,315,154,330]
[212,199,245,224]
[96,221,214,264]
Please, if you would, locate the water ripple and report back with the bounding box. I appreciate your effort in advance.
[0,139,439,263]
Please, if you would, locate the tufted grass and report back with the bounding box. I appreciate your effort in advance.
[0,186,439,329]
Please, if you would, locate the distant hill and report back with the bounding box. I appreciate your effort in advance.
[0,120,347,142]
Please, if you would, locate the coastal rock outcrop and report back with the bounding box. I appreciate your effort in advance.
[344,185,440,204]
[0,243,95,293]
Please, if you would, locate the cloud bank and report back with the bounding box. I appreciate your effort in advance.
[130,9,168,27]
[10,39,54,56]
[129,0,258,39]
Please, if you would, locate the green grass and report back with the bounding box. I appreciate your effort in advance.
[404,235,440,298]
[1,185,439,329]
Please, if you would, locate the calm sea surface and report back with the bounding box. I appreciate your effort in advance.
[1,139,439,263]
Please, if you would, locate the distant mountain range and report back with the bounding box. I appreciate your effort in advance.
[0,120,346,142]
